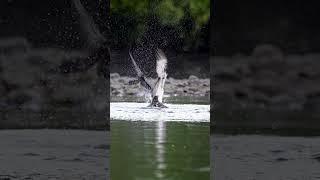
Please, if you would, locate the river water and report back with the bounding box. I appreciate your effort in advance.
[211,134,320,180]
[110,102,210,180]
[0,130,108,179]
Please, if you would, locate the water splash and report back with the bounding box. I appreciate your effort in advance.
[110,102,210,122]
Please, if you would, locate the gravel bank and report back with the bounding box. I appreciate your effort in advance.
[212,45,320,131]
[110,73,210,99]
[0,38,108,128]
[213,44,320,111]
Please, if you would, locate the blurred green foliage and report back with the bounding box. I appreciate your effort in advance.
[110,0,210,51]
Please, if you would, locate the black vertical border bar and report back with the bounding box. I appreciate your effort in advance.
[210,0,214,179]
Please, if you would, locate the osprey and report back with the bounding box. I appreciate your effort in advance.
[129,49,168,108]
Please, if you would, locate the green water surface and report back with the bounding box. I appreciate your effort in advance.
[111,120,210,180]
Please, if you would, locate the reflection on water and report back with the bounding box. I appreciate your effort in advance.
[155,120,166,179]
[111,120,209,180]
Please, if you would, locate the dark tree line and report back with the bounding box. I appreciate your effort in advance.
[110,0,210,52]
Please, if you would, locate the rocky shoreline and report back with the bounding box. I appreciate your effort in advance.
[213,45,320,111]
[212,45,320,132]
[110,73,210,101]
[0,38,108,129]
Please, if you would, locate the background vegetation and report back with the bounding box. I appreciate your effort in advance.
[110,0,210,52]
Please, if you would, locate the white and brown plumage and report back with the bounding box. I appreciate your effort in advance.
[129,49,168,108]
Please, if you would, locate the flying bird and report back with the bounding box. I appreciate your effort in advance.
[129,49,168,108]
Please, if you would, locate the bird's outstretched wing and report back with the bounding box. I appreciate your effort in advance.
[129,51,152,91]
[58,0,109,79]
[151,49,168,105]
[129,51,143,77]
[72,0,105,49]
[155,49,168,79]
